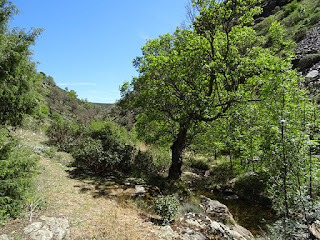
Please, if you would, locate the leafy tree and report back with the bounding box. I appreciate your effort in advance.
[121,0,297,180]
[0,0,42,126]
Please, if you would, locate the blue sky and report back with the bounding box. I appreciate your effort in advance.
[10,0,189,103]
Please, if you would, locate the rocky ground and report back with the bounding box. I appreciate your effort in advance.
[294,23,320,95]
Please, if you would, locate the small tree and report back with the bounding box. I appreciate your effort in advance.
[121,0,296,180]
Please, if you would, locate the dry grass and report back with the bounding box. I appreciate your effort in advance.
[7,129,158,240]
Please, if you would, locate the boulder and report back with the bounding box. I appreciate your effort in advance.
[0,235,11,240]
[23,216,70,240]
[135,185,146,196]
[176,212,254,240]
[40,216,70,240]
[306,70,319,80]
[309,220,320,239]
[200,195,235,224]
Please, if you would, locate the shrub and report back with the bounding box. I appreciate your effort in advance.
[0,128,39,221]
[283,0,300,17]
[46,120,79,152]
[51,112,63,123]
[154,195,179,225]
[297,54,320,71]
[189,158,210,171]
[152,147,171,173]
[47,118,141,175]
[90,120,135,173]
[132,150,155,175]
[233,171,268,203]
[72,137,106,173]
[309,12,320,26]
[293,27,307,42]
[178,202,203,215]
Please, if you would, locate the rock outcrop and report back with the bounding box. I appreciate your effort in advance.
[295,25,320,60]
[292,24,320,97]
[309,220,320,239]
[1,216,70,240]
[154,196,254,240]
[23,216,70,240]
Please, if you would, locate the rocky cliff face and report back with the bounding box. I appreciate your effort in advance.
[294,23,320,95]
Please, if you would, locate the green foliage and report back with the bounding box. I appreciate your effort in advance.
[47,118,146,175]
[51,112,63,123]
[297,53,320,70]
[0,127,39,220]
[283,0,301,17]
[154,195,179,225]
[132,150,155,176]
[72,137,106,173]
[122,0,291,179]
[46,119,79,152]
[34,103,50,120]
[266,21,295,53]
[178,202,204,215]
[233,172,268,202]
[0,1,43,126]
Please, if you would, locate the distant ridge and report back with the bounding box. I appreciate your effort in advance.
[92,103,114,109]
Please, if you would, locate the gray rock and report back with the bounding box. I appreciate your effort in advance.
[24,222,43,234]
[0,235,11,240]
[306,70,319,80]
[156,225,180,240]
[229,224,254,240]
[40,216,70,240]
[295,25,320,58]
[23,216,70,240]
[177,212,254,240]
[310,220,320,239]
[29,225,53,240]
[200,196,235,224]
[135,185,146,195]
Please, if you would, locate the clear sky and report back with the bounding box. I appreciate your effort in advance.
[10,0,189,103]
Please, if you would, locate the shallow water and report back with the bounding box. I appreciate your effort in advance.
[200,190,277,236]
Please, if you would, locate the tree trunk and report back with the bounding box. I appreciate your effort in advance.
[168,126,188,180]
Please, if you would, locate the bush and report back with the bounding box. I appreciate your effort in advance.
[152,148,171,173]
[309,12,320,26]
[154,195,179,225]
[189,158,210,171]
[72,137,105,173]
[297,54,320,71]
[233,171,268,203]
[283,0,300,17]
[0,128,39,221]
[46,120,79,152]
[90,120,135,173]
[178,202,203,215]
[133,150,154,173]
[293,27,307,42]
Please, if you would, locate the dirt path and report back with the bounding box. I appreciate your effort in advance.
[2,130,158,240]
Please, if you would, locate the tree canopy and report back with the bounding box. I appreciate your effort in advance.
[121,0,301,179]
[0,0,42,126]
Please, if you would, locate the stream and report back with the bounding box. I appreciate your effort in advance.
[200,191,277,236]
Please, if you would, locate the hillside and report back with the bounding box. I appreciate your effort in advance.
[38,73,110,124]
